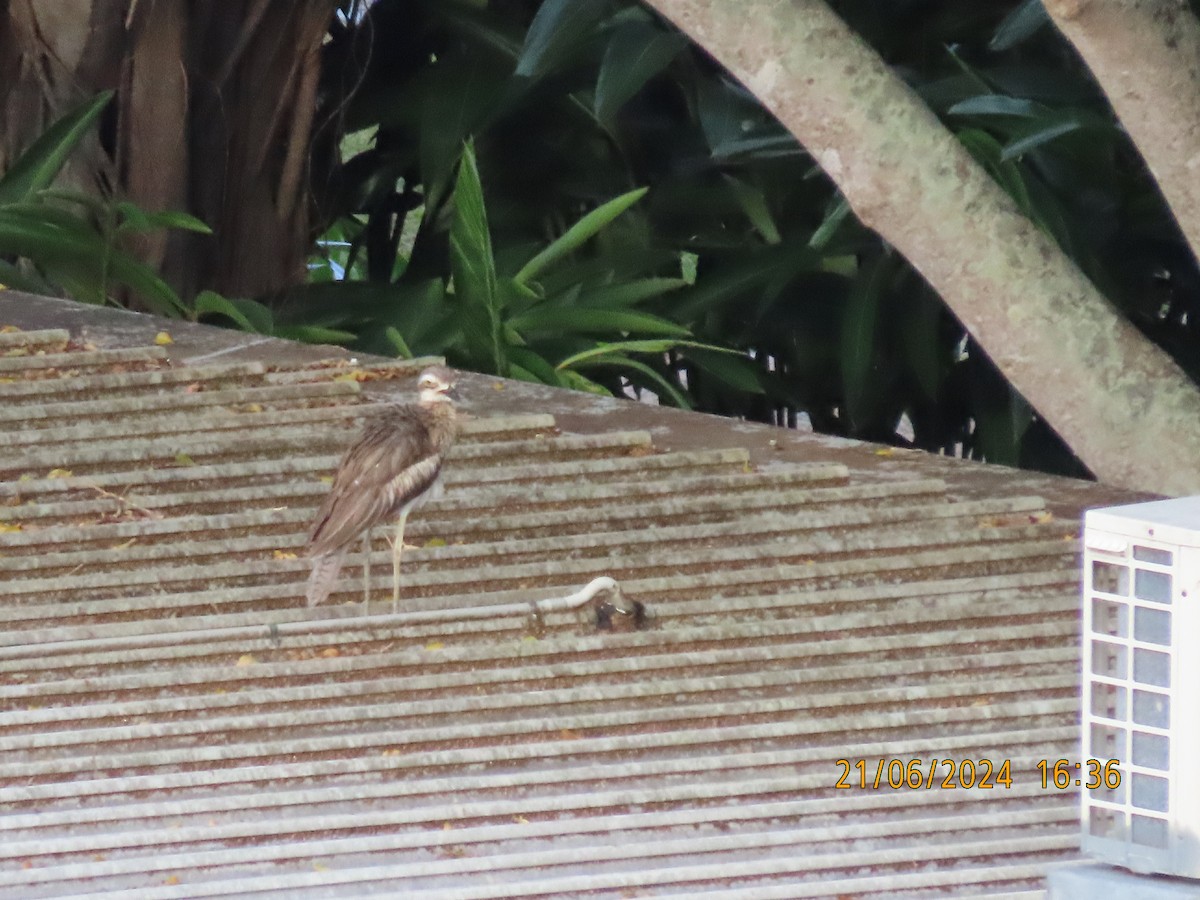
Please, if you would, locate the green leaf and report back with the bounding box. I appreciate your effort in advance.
[507,346,563,385]
[840,252,894,433]
[428,2,524,64]
[680,347,765,394]
[971,376,1034,466]
[671,240,817,321]
[595,23,687,127]
[0,207,186,315]
[116,203,212,235]
[947,95,1041,118]
[273,324,356,345]
[514,187,648,286]
[897,289,945,403]
[384,326,413,358]
[576,277,687,308]
[0,201,99,236]
[809,198,851,251]
[557,338,734,370]
[956,128,1033,216]
[680,252,698,285]
[698,77,786,159]
[194,291,273,334]
[0,91,112,204]
[36,188,108,216]
[1000,118,1085,160]
[418,52,508,212]
[708,133,803,161]
[579,354,691,408]
[723,174,781,245]
[386,278,451,350]
[515,0,608,79]
[275,281,394,325]
[990,0,1050,51]
[558,367,616,396]
[0,259,52,294]
[449,140,504,374]
[508,306,689,337]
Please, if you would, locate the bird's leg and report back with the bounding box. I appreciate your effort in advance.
[392,509,409,614]
[362,529,371,615]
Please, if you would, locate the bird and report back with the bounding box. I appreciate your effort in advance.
[305,365,459,613]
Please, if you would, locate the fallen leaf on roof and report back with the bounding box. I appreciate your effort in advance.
[273,550,298,560]
[173,453,196,467]
[46,468,73,479]
[874,447,895,456]
[424,537,447,548]
[154,331,173,345]
[320,648,339,658]
[425,641,444,651]
[235,654,257,667]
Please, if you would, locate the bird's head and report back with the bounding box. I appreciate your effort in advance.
[416,366,459,404]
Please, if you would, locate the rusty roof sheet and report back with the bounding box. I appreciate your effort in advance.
[0,294,1141,898]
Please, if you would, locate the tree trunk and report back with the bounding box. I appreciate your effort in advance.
[0,0,338,301]
[643,0,1200,496]
[1042,0,1200,268]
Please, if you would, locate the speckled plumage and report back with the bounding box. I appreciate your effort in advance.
[305,367,458,608]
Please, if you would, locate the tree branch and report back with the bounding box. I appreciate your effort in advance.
[1043,0,1200,265]
[644,0,1200,495]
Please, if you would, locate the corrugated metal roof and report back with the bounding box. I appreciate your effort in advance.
[0,310,1098,897]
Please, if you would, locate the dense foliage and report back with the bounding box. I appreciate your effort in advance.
[8,0,1197,481]
[0,92,208,317]
[298,0,1196,478]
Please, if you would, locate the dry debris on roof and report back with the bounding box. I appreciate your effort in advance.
[0,323,1087,898]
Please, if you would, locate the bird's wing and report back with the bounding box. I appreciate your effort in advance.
[307,414,441,556]
[306,547,347,607]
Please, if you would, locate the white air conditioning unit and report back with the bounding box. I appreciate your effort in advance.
[1082,498,1200,877]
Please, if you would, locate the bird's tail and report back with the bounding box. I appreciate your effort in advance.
[306,550,346,607]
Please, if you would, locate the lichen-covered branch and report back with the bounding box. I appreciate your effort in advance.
[1043,0,1200,268]
[644,0,1200,495]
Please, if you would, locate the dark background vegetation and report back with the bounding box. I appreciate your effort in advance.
[10,0,1200,480]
